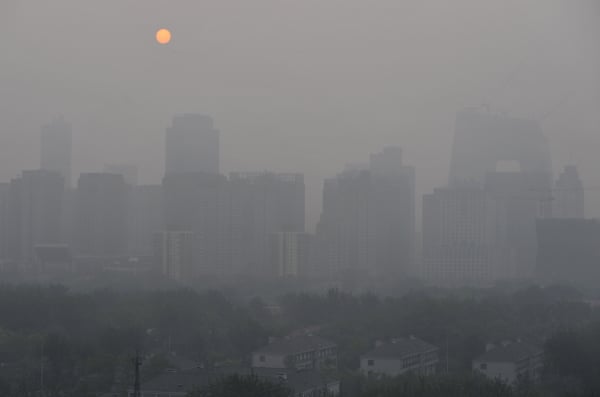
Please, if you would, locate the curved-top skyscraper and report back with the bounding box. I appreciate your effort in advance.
[449,108,552,187]
[443,107,554,279]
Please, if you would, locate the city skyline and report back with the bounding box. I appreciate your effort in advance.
[1,1,599,230]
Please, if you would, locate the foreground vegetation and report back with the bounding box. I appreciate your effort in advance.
[0,283,597,396]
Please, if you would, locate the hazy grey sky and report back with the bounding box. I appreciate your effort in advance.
[1,0,599,229]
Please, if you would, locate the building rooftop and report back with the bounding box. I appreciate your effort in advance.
[474,342,543,363]
[253,336,336,356]
[362,337,438,359]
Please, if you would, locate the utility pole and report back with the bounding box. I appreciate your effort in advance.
[40,340,45,397]
[445,333,449,374]
[133,350,142,397]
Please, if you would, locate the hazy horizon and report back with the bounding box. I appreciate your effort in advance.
[2,0,599,229]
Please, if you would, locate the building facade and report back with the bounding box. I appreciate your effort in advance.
[8,170,65,269]
[269,232,311,277]
[554,165,584,218]
[128,185,163,257]
[314,147,415,281]
[252,336,337,371]
[473,342,543,385]
[448,108,553,278]
[154,231,195,282]
[422,187,510,284]
[229,172,305,277]
[360,337,438,377]
[536,218,600,286]
[75,173,128,258]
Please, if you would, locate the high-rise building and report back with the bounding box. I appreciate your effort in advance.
[269,232,311,278]
[75,173,128,258]
[162,172,231,277]
[449,108,552,187]
[536,218,600,286]
[314,147,415,280]
[554,165,584,218]
[315,169,375,279]
[8,170,65,268]
[41,117,72,187]
[128,185,163,257]
[448,108,553,277]
[484,171,550,277]
[229,172,305,276]
[154,230,195,282]
[161,171,305,278]
[422,187,510,284]
[369,147,415,276]
[165,114,219,175]
[0,183,11,264]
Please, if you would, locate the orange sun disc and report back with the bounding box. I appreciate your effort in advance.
[156,28,172,45]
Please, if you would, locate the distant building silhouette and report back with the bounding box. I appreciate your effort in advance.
[449,108,552,187]
[0,183,9,266]
[160,171,305,279]
[422,186,511,284]
[75,173,128,258]
[165,114,219,176]
[369,147,415,276]
[269,231,311,278]
[554,165,584,218]
[314,147,415,281]
[448,108,553,278]
[536,218,600,286]
[229,172,305,277]
[41,117,72,187]
[154,230,195,282]
[162,172,231,277]
[128,185,163,257]
[8,170,65,269]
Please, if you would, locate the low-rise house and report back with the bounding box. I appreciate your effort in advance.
[472,342,543,384]
[252,335,337,370]
[360,337,439,377]
[127,366,340,397]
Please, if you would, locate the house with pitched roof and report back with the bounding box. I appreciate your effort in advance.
[360,337,439,377]
[472,342,543,384]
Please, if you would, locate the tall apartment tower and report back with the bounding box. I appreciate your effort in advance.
[75,173,128,258]
[165,114,219,176]
[554,165,584,219]
[369,147,415,276]
[41,117,72,187]
[314,147,415,281]
[0,183,9,263]
[422,187,511,285]
[128,185,163,257]
[229,172,306,276]
[162,172,231,277]
[8,170,65,268]
[448,108,553,277]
